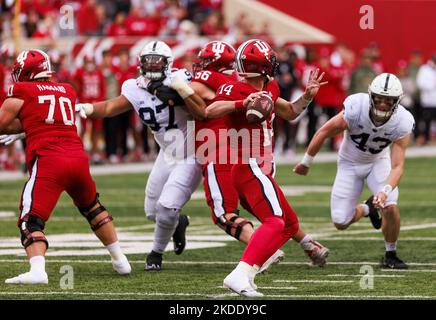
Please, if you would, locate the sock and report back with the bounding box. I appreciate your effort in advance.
[299,234,313,249]
[385,242,397,252]
[29,256,45,273]
[106,241,124,261]
[360,204,370,217]
[235,261,258,279]
[241,217,287,267]
[153,206,179,254]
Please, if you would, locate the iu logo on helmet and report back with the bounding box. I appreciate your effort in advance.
[254,41,270,59]
[17,51,29,68]
[211,42,225,60]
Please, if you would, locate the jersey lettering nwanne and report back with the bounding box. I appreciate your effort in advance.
[340,93,415,163]
[122,69,193,158]
[213,79,280,164]
[7,81,85,165]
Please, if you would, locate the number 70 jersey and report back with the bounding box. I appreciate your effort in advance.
[339,93,415,163]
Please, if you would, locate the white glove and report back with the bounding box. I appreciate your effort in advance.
[169,75,194,99]
[0,133,26,145]
[75,103,94,119]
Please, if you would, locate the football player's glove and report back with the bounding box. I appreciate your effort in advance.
[75,103,94,119]
[0,133,26,145]
[147,80,185,106]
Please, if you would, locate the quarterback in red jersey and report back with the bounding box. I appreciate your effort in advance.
[184,40,330,275]
[206,39,327,296]
[0,49,130,284]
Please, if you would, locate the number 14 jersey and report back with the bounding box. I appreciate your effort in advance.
[340,93,415,163]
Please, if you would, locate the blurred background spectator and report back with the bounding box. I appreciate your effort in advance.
[416,54,436,145]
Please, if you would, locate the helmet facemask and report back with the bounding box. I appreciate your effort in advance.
[369,92,401,123]
[140,54,169,81]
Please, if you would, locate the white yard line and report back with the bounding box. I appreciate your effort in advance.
[273,279,354,283]
[327,274,405,278]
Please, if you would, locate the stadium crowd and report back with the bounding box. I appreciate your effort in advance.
[1,0,435,171]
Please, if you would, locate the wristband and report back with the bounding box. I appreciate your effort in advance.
[171,77,194,99]
[381,184,393,195]
[300,153,314,167]
[291,94,312,114]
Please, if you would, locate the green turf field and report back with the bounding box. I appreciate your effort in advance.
[0,157,435,300]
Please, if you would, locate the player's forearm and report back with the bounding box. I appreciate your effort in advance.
[290,94,312,116]
[306,129,329,157]
[0,119,23,134]
[385,164,404,190]
[91,97,131,118]
[206,101,237,118]
[183,94,207,121]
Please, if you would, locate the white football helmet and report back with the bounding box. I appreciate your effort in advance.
[368,73,404,123]
[139,41,173,81]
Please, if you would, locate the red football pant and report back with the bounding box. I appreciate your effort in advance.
[231,159,299,267]
[203,163,239,223]
[19,155,97,224]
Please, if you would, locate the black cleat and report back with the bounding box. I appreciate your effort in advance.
[145,251,163,271]
[381,251,408,269]
[365,196,382,229]
[173,215,190,255]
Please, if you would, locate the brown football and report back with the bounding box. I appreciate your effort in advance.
[246,94,274,124]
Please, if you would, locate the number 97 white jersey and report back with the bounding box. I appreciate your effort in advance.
[121,69,193,158]
[339,93,415,163]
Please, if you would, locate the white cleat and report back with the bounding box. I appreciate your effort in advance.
[302,240,329,267]
[5,271,48,285]
[258,249,285,274]
[112,255,132,275]
[223,270,264,297]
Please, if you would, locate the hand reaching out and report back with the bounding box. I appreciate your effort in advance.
[303,68,328,101]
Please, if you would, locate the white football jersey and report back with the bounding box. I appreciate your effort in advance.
[122,69,194,159]
[339,93,415,163]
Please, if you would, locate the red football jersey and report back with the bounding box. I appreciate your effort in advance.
[7,81,86,166]
[193,70,237,167]
[213,79,280,164]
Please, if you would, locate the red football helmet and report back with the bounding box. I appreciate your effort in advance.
[193,41,236,75]
[235,39,278,78]
[11,49,54,82]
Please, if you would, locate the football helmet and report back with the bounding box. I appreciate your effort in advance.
[11,49,53,82]
[368,73,403,123]
[235,39,278,78]
[192,41,236,75]
[139,41,173,81]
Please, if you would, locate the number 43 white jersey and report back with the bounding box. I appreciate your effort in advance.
[121,69,193,158]
[339,93,415,163]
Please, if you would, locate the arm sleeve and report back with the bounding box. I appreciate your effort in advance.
[121,79,139,108]
[6,83,26,100]
[342,93,362,130]
[396,109,415,140]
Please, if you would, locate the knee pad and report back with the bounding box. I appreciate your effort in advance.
[217,211,254,240]
[78,193,113,231]
[19,215,49,249]
[155,204,180,228]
